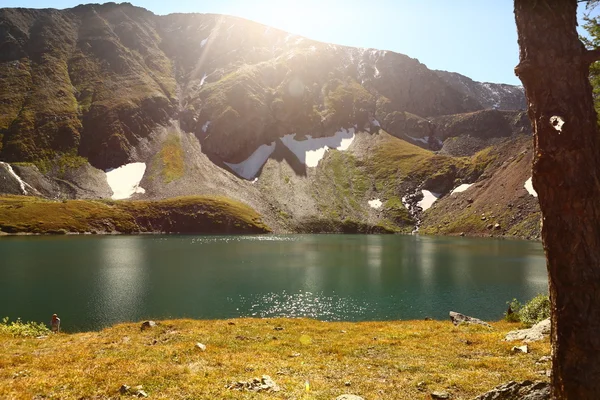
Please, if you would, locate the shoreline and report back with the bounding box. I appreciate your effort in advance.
[0,229,541,241]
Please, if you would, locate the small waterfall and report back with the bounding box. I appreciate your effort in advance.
[0,161,30,195]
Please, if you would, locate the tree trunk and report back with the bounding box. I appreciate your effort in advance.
[514,1,600,398]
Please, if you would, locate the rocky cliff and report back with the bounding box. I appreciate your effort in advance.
[0,3,540,238]
[435,70,526,111]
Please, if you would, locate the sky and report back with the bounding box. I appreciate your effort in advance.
[1,0,595,85]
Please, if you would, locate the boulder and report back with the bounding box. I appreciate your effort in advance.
[505,318,550,342]
[431,391,450,399]
[449,311,492,328]
[472,380,550,400]
[140,321,158,331]
[335,395,364,400]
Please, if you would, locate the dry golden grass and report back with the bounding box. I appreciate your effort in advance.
[0,318,549,399]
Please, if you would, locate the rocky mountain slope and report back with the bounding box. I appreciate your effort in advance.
[0,3,539,237]
[435,70,526,111]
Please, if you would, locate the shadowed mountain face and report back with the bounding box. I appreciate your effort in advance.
[0,3,538,238]
[435,70,526,111]
[0,2,525,168]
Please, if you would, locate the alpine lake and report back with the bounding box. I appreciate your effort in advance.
[0,234,547,332]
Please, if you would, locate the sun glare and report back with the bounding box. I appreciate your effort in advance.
[236,0,357,43]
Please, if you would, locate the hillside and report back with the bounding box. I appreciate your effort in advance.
[435,70,526,111]
[0,3,539,237]
[0,195,270,234]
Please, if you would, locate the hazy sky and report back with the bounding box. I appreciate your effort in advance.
[1,0,595,85]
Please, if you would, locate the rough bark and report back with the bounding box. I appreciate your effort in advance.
[514,1,600,398]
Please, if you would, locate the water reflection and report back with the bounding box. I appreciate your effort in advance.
[366,235,382,285]
[417,236,435,288]
[91,237,147,326]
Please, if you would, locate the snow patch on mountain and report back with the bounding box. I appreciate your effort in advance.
[106,163,146,200]
[451,183,473,195]
[224,142,276,180]
[368,199,382,209]
[281,128,355,167]
[406,134,429,144]
[418,190,440,211]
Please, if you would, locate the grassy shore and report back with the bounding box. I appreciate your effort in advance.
[0,318,549,399]
[0,195,270,235]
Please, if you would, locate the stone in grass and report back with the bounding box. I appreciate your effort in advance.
[195,342,207,351]
[431,391,450,399]
[336,395,364,400]
[473,380,550,400]
[119,385,147,397]
[140,321,158,331]
[449,311,492,328]
[505,319,550,342]
[511,344,529,353]
[227,375,281,392]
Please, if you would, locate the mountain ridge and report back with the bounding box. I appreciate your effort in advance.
[0,2,538,238]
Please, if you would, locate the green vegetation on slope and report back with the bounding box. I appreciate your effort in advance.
[155,132,185,183]
[0,195,270,234]
[313,151,369,218]
[363,132,495,227]
[0,318,549,399]
[0,5,176,169]
[308,149,412,233]
[368,134,494,189]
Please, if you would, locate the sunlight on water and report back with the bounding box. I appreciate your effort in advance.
[92,237,147,325]
[236,291,370,320]
[187,235,299,244]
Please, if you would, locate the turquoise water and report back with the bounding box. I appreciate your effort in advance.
[0,234,547,331]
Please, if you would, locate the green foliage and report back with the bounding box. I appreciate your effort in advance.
[56,153,88,175]
[503,294,550,327]
[504,298,522,323]
[583,15,600,115]
[519,294,551,327]
[0,317,51,337]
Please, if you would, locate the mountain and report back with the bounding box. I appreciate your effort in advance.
[435,70,526,111]
[0,3,540,238]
